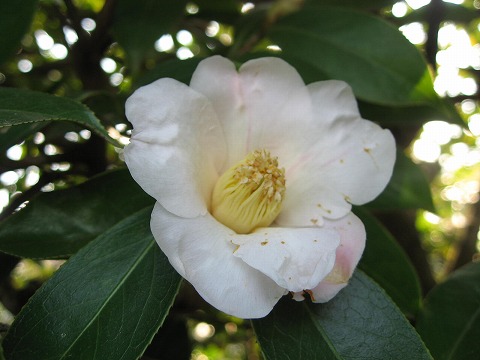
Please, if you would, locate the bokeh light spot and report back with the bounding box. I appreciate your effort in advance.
[18,59,33,73]
[155,34,175,52]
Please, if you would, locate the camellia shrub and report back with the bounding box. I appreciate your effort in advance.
[0,1,479,359]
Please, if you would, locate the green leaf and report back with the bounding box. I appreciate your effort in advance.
[355,207,422,317]
[254,270,432,360]
[112,0,188,70]
[401,2,480,25]
[2,207,182,360]
[0,0,38,65]
[241,53,462,125]
[0,169,154,259]
[359,100,465,126]
[0,87,119,147]
[268,7,437,106]
[416,262,480,360]
[367,151,435,212]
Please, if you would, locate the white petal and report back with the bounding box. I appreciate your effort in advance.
[278,81,396,227]
[307,282,348,303]
[124,78,226,218]
[232,227,340,292]
[190,56,313,170]
[309,212,366,303]
[150,203,286,319]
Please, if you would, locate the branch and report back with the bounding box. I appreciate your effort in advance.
[452,192,480,270]
[0,172,61,222]
[63,0,90,42]
[0,154,71,172]
[425,0,445,69]
[91,0,117,51]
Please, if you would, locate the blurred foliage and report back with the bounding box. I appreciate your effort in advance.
[0,0,480,359]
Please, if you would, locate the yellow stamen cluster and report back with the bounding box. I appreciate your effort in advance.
[211,149,286,234]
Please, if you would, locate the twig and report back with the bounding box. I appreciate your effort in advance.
[452,190,480,270]
[63,0,89,42]
[0,172,60,222]
[425,0,445,69]
[91,0,117,50]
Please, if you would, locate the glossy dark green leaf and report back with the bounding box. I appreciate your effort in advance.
[0,87,119,146]
[241,53,462,125]
[0,169,154,259]
[3,207,182,360]
[254,270,432,360]
[355,207,422,317]
[359,99,465,126]
[0,0,38,65]
[401,2,480,25]
[268,7,437,106]
[416,262,480,360]
[256,298,341,360]
[367,152,435,212]
[112,0,187,69]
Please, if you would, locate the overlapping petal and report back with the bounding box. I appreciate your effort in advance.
[309,212,366,303]
[232,227,340,292]
[124,78,226,218]
[190,56,313,170]
[150,203,287,319]
[277,81,396,227]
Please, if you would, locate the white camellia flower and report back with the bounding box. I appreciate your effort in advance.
[124,56,396,319]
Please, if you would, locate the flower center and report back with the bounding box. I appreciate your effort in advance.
[211,149,286,234]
